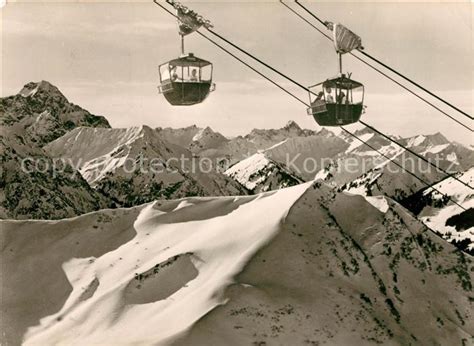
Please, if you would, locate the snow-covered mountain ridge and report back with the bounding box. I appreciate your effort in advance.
[2,182,472,345]
[46,125,248,206]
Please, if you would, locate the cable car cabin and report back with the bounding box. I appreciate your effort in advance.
[158,53,215,106]
[307,75,364,126]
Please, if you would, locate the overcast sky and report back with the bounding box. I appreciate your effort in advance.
[1,1,473,145]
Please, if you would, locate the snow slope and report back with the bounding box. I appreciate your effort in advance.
[224,152,303,192]
[2,182,473,345]
[45,125,247,205]
[46,126,146,184]
[419,168,474,251]
[345,133,374,153]
[407,135,426,148]
[225,153,273,190]
[23,182,312,345]
[77,127,145,184]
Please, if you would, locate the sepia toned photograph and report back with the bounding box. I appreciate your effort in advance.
[1,0,473,345]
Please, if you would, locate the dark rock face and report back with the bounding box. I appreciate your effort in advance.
[1,80,110,146]
[0,81,110,219]
[446,208,474,232]
[0,123,109,219]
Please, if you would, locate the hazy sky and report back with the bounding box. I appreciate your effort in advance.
[1,1,473,144]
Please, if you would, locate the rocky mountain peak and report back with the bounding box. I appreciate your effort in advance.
[405,132,450,148]
[199,126,215,135]
[2,81,110,147]
[283,120,302,131]
[425,132,449,145]
[188,126,229,153]
[353,126,374,137]
[316,128,334,138]
[139,124,155,137]
[225,152,303,193]
[19,80,67,101]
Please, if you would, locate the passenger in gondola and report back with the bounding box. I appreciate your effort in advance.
[325,87,335,103]
[190,69,198,82]
[337,91,346,104]
[170,66,178,81]
[312,91,324,106]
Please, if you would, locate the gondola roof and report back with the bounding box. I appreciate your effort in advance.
[168,53,212,68]
[323,76,363,89]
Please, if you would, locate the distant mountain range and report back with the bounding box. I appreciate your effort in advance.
[1,81,472,253]
[46,125,247,207]
[1,81,473,345]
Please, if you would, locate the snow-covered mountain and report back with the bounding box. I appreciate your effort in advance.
[244,120,315,148]
[164,121,323,168]
[225,152,304,193]
[45,125,248,206]
[319,127,471,201]
[401,132,473,171]
[3,80,473,244]
[156,125,229,154]
[154,125,257,169]
[325,128,473,253]
[264,133,349,181]
[187,126,229,153]
[221,123,347,192]
[339,150,447,200]
[404,132,451,148]
[401,168,474,254]
[155,125,202,148]
[2,182,472,345]
[3,80,474,345]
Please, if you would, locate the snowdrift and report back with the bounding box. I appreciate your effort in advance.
[1,182,473,345]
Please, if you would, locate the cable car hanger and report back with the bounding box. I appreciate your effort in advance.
[307,21,366,126]
[157,0,215,106]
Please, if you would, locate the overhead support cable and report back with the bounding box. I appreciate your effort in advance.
[358,50,473,121]
[205,27,316,96]
[349,53,473,132]
[280,0,331,40]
